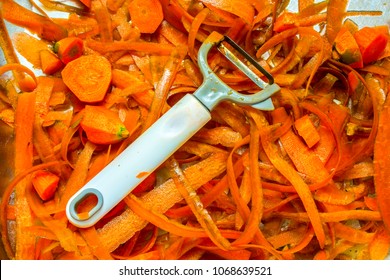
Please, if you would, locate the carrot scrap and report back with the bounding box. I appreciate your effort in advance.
[354,26,389,64]
[260,125,326,248]
[294,114,320,148]
[369,226,390,260]
[91,0,113,42]
[40,49,64,75]
[271,107,330,183]
[132,172,156,195]
[1,0,68,41]
[0,12,38,92]
[31,170,60,201]
[374,94,390,234]
[325,0,348,44]
[201,0,255,25]
[62,54,112,103]
[54,37,84,64]
[128,0,164,34]
[333,27,363,68]
[80,105,129,145]
[59,141,96,209]
[167,157,232,250]
[142,46,188,131]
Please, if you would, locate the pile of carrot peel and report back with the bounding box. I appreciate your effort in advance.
[0,0,390,260]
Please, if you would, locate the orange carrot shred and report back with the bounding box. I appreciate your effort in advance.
[260,126,326,248]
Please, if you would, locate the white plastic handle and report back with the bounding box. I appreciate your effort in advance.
[66,94,211,227]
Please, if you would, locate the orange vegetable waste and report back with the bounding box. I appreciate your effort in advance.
[31,170,60,201]
[39,50,63,75]
[333,27,363,68]
[0,0,67,41]
[80,105,129,145]
[61,54,112,102]
[128,0,164,34]
[374,94,390,234]
[354,26,389,64]
[294,114,320,148]
[53,37,84,64]
[0,0,390,261]
[79,0,92,9]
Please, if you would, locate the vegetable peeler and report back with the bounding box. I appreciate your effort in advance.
[66,32,280,228]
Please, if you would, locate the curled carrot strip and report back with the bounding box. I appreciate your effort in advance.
[260,126,326,248]
[168,157,232,250]
[188,8,210,63]
[0,63,38,91]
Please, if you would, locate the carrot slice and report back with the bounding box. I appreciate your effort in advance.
[54,37,84,64]
[354,26,389,64]
[61,54,112,103]
[40,49,64,75]
[128,0,163,34]
[80,105,129,145]
[0,63,38,91]
[333,27,363,68]
[31,170,60,201]
[294,114,320,148]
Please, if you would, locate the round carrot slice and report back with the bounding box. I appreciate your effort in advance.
[61,54,112,103]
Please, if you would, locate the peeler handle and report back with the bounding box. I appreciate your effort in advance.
[66,94,211,228]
